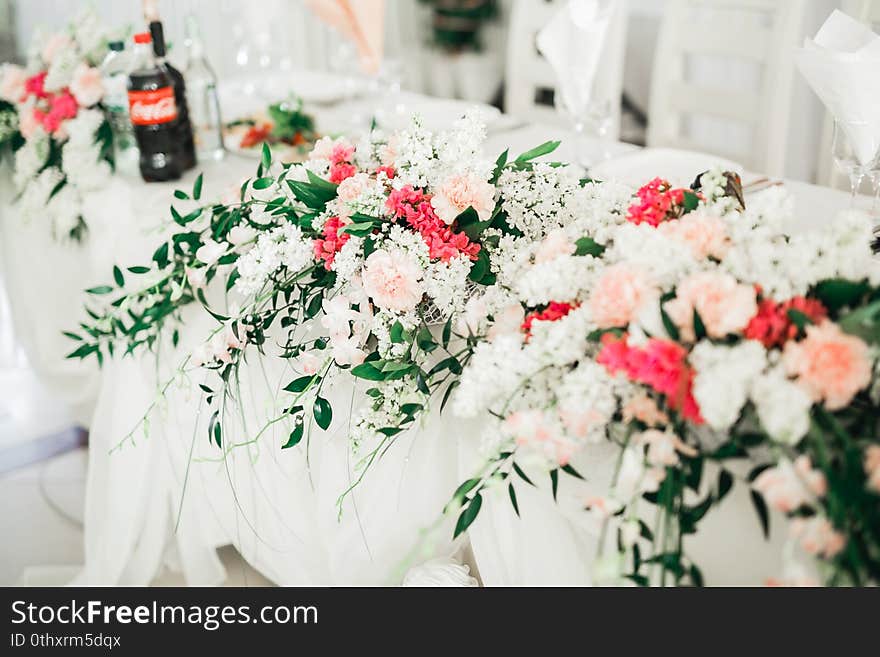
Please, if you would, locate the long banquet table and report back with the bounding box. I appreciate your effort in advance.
[0,72,858,585]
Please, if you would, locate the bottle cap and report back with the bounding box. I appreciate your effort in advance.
[108,40,124,51]
[133,32,152,44]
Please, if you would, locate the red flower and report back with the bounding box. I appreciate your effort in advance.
[312,217,351,270]
[744,296,828,349]
[598,334,703,424]
[375,165,396,179]
[385,185,481,263]
[521,302,577,339]
[329,162,357,184]
[626,177,692,227]
[24,71,48,99]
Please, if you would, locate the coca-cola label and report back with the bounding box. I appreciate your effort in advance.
[128,86,177,125]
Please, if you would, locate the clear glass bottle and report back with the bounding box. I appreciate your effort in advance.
[184,14,225,161]
[100,40,138,174]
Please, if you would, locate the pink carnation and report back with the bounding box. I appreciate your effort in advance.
[534,230,575,264]
[502,410,575,466]
[665,271,757,341]
[385,185,481,262]
[0,64,26,103]
[361,248,424,312]
[69,63,104,107]
[752,456,826,513]
[782,321,872,411]
[589,264,658,329]
[789,516,846,559]
[658,213,729,260]
[313,217,351,270]
[598,334,703,424]
[430,173,496,225]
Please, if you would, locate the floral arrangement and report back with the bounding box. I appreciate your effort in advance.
[447,168,880,586]
[0,10,112,240]
[225,98,318,153]
[67,105,880,585]
[66,112,562,491]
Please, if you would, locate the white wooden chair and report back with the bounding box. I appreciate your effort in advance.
[818,0,880,190]
[504,0,629,138]
[647,0,807,177]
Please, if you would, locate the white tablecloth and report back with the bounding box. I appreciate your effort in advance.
[1,76,856,585]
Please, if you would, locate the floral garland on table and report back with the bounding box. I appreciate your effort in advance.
[66,112,565,496]
[447,169,880,586]
[0,10,113,240]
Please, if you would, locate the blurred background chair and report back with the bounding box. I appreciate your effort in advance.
[504,0,629,139]
[817,0,880,190]
[647,0,807,177]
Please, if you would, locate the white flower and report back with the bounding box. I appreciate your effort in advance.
[750,366,813,446]
[691,340,766,431]
[227,225,257,248]
[402,558,478,587]
[196,238,226,266]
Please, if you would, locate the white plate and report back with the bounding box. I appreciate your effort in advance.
[589,148,745,188]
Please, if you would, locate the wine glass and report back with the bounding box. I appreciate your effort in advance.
[554,91,613,172]
[832,120,871,207]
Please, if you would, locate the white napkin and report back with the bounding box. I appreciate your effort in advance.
[797,10,880,166]
[536,0,614,117]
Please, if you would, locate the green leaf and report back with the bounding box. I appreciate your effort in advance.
[313,396,332,430]
[660,304,680,341]
[550,469,559,501]
[452,478,480,504]
[514,140,560,163]
[750,490,770,539]
[490,148,508,184]
[786,308,812,332]
[252,176,275,190]
[442,317,453,348]
[261,143,272,171]
[282,422,304,449]
[340,221,375,237]
[440,380,459,413]
[86,285,114,295]
[717,468,734,502]
[127,266,150,274]
[839,299,880,344]
[513,462,535,487]
[468,249,489,283]
[416,326,437,352]
[351,362,386,381]
[693,308,706,341]
[453,492,483,538]
[284,375,318,393]
[813,279,870,312]
[574,236,605,257]
[508,482,520,517]
[112,265,124,287]
[390,321,405,344]
[192,173,203,200]
[62,331,82,341]
[561,464,585,480]
[173,189,189,200]
[152,242,169,267]
[682,190,700,213]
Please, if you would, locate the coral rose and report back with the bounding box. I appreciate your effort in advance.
[782,321,871,410]
[361,248,424,312]
[665,271,757,341]
[589,264,658,329]
[431,173,496,225]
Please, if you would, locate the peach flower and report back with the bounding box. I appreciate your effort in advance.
[658,213,729,260]
[865,445,880,494]
[558,407,605,440]
[18,108,40,139]
[41,32,72,64]
[431,173,496,225]
[298,352,322,376]
[534,229,575,264]
[752,455,826,513]
[69,63,104,107]
[502,409,575,465]
[589,264,658,329]
[333,172,371,219]
[789,516,846,559]
[0,63,26,103]
[622,394,669,427]
[487,303,526,341]
[782,321,872,411]
[361,248,424,312]
[635,429,698,467]
[665,271,757,341]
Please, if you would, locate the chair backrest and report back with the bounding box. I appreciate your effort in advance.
[647,0,807,176]
[817,0,880,189]
[504,0,628,138]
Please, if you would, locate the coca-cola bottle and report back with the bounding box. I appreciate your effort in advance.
[148,20,197,171]
[127,32,183,182]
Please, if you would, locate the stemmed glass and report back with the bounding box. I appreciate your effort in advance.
[831,119,876,207]
[554,92,613,172]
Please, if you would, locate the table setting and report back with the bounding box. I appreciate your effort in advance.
[1,1,879,589]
